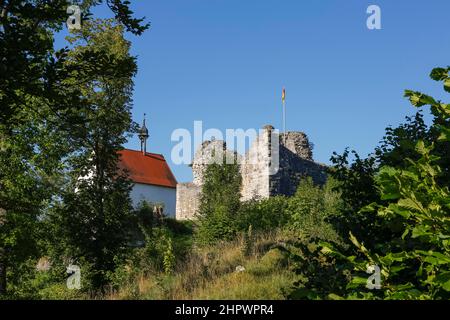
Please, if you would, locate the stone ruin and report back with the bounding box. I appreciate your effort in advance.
[175,125,327,220]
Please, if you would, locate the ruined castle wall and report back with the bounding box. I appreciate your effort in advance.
[192,140,228,186]
[280,132,313,161]
[240,127,273,201]
[241,129,326,201]
[269,146,327,197]
[176,183,201,220]
[177,139,237,220]
[268,132,326,197]
[240,141,270,201]
[176,126,327,219]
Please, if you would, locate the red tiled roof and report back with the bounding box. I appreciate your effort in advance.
[117,149,177,189]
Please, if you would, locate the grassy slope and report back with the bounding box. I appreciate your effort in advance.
[109,232,298,300]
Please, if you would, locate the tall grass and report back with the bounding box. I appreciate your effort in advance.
[106,230,298,300]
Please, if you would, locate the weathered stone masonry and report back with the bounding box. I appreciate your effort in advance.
[175,125,327,220]
[175,183,201,220]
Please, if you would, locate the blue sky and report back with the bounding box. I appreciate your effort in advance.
[58,0,450,182]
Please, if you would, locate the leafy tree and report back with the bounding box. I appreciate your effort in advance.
[328,150,382,248]
[287,177,343,243]
[0,0,148,296]
[48,19,137,291]
[330,150,378,214]
[237,196,289,232]
[375,111,431,168]
[328,110,441,251]
[196,160,242,245]
[305,67,450,300]
[0,0,148,127]
[0,94,71,296]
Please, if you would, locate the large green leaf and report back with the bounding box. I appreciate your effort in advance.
[398,198,424,213]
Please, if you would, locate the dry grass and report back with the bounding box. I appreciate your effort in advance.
[107,231,298,300]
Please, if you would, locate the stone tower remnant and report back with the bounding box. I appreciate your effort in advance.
[176,125,327,220]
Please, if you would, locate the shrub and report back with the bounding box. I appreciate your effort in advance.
[163,237,176,274]
[293,66,450,300]
[196,161,241,245]
[237,196,289,232]
[286,177,343,243]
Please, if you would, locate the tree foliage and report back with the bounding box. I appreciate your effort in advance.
[293,67,450,300]
[237,196,289,232]
[47,19,137,290]
[0,0,148,296]
[196,161,242,245]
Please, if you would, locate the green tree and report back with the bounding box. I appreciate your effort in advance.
[0,0,148,296]
[328,150,382,248]
[302,67,450,300]
[237,196,289,232]
[0,91,71,297]
[287,177,343,242]
[0,0,147,127]
[375,111,431,168]
[328,110,440,251]
[48,19,137,291]
[196,160,242,245]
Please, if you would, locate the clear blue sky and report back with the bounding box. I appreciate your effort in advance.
[58,0,450,182]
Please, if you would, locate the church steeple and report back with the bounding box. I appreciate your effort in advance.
[138,114,149,155]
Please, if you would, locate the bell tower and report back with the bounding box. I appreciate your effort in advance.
[138,114,149,155]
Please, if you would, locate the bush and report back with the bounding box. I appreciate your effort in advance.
[237,196,289,232]
[235,176,343,244]
[196,161,241,245]
[107,213,194,297]
[163,237,176,274]
[291,66,450,300]
[286,177,343,244]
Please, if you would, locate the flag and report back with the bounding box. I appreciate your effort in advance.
[282,87,286,103]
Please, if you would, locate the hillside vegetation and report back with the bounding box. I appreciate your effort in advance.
[108,232,298,300]
[30,175,343,300]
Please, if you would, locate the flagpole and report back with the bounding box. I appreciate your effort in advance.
[282,99,286,144]
[282,87,286,144]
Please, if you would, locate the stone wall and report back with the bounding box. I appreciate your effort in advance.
[280,131,313,161]
[269,144,327,197]
[177,139,236,220]
[192,139,232,186]
[175,182,201,220]
[175,125,328,220]
[240,125,273,201]
[240,126,325,200]
[268,131,326,196]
